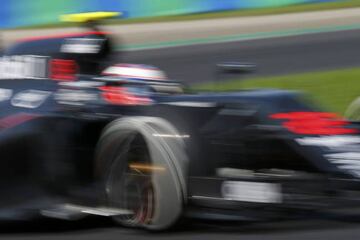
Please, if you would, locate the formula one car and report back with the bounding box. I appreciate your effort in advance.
[2,12,360,231]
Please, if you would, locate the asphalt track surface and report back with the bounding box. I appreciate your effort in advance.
[3,215,360,240]
[3,29,360,239]
[124,29,360,84]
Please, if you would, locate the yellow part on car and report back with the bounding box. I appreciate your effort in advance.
[60,12,121,23]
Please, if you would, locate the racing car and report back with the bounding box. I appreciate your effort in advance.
[1,12,360,231]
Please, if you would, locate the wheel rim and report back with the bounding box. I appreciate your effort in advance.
[106,134,155,226]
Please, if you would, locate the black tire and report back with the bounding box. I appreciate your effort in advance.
[95,117,188,230]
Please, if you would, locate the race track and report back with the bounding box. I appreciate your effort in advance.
[3,29,360,239]
[2,216,360,240]
[124,29,360,84]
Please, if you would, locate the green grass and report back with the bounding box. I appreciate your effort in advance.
[196,68,360,115]
[12,0,360,30]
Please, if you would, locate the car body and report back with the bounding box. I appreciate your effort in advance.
[1,27,360,230]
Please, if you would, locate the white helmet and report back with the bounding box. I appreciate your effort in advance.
[101,64,167,81]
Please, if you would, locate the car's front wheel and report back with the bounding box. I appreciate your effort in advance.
[95,117,188,230]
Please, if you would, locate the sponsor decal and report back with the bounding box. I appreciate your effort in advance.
[55,89,98,106]
[222,181,282,203]
[271,112,357,135]
[58,81,104,88]
[11,90,51,108]
[0,89,12,102]
[296,136,360,149]
[50,59,77,81]
[296,136,360,176]
[100,86,152,106]
[60,38,104,54]
[0,55,48,79]
[325,152,360,177]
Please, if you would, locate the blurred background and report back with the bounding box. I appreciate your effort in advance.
[2,0,360,239]
[3,0,358,115]
[0,0,343,28]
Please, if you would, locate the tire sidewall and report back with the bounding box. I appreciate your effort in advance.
[95,117,188,230]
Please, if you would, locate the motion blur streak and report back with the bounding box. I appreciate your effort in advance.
[129,164,166,172]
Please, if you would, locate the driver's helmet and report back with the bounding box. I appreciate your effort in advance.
[101,64,167,81]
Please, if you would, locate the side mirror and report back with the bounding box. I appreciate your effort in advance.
[217,62,256,74]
